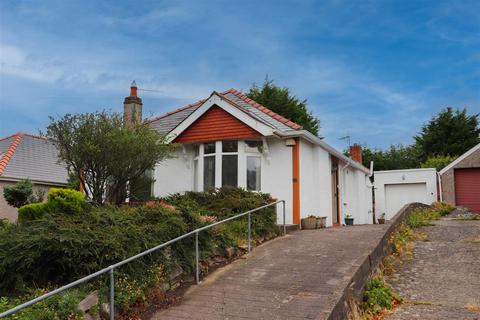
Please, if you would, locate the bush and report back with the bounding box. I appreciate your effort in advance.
[164,187,279,241]
[18,203,49,224]
[47,188,85,214]
[0,187,279,317]
[362,277,400,314]
[0,205,190,294]
[3,179,33,208]
[431,201,455,216]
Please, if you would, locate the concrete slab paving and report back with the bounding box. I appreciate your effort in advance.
[386,219,480,320]
[150,224,390,320]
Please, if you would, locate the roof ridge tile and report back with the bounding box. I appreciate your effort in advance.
[222,88,303,130]
[0,134,24,176]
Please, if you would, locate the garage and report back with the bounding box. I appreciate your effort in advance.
[440,143,480,212]
[385,183,428,218]
[454,168,480,213]
[374,168,438,220]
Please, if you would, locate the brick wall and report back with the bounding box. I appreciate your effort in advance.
[441,148,480,205]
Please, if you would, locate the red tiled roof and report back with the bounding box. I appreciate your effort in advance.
[221,88,303,130]
[145,88,303,131]
[0,133,24,176]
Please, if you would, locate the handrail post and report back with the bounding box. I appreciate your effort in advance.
[195,231,199,284]
[283,200,286,236]
[109,268,115,320]
[248,213,251,252]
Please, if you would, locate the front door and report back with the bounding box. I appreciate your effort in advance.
[331,158,341,226]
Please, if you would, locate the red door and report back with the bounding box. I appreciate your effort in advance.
[454,168,480,213]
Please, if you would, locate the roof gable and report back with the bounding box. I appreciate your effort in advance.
[146,88,302,136]
[173,105,262,143]
[439,143,480,175]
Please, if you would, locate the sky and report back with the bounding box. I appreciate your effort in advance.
[0,0,479,150]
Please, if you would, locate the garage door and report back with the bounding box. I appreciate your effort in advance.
[385,183,428,219]
[455,168,480,213]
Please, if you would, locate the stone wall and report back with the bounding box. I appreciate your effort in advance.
[441,148,480,205]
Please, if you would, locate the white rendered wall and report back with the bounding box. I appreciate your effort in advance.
[262,137,293,224]
[298,139,334,226]
[339,162,373,225]
[374,168,438,220]
[154,147,194,197]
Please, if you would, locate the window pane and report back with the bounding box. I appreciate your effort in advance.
[222,155,238,187]
[222,140,238,153]
[193,159,198,191]
[245,140,262,153]
[247,156,261,191]
[204,156,215,189]
[204,142,216,154]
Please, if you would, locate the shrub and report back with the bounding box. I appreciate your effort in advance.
[3,179,33,208]
[164,187,279,241]
[47,188,85,214]
[18,203,49,223]
[431,201,455,216]
[362,277,400,314]
[0,205,190,293]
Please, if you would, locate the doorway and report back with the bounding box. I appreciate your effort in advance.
[331,157,341,226]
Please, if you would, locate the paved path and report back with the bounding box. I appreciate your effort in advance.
[386,218,480,320]
[150,224,389,320]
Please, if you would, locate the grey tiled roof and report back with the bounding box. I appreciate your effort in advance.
[0,134,68,185]
[146,88,302,135]
[221,92,294,131]
[148,103,202,135]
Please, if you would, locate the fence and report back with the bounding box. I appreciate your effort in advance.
[0,200,286,319]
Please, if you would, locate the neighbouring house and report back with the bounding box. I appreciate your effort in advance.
[0,133,69,220]
[373,168,438,220]
[123,83,374,227]
[439,143,480,213]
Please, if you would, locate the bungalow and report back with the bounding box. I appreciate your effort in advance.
[0,133,69,220]
[125,82,374,227]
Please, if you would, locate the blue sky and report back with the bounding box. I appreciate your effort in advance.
[0,0,479,150]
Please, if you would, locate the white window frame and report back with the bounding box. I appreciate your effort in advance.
[192,140,262,191]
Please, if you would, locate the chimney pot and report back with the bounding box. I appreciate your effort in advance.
[349,143,363,164]
[130,80,138,97]
[124,81,142,127]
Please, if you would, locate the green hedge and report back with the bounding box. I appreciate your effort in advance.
[47,188,85,214]
[18,203,48,223]
[0,187,279,317]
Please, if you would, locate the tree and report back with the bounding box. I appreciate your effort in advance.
[415,107,480,161]
[421,155,457,171]
[3,179,33,208]
[45,111,173,204]
[360,144,422,171]
[247,79,321,136]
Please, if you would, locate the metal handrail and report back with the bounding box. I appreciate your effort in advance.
[0,200,286,319]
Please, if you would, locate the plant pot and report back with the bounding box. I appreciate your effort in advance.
[377,218,386,224]
[301,217,317,230]
[344,218,354,226]
[316,216,327,229]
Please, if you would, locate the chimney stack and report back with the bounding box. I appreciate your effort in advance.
[349,144,363,164]
[124,80,143,128]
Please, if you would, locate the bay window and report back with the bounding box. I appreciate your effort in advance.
[192,140,262,191]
